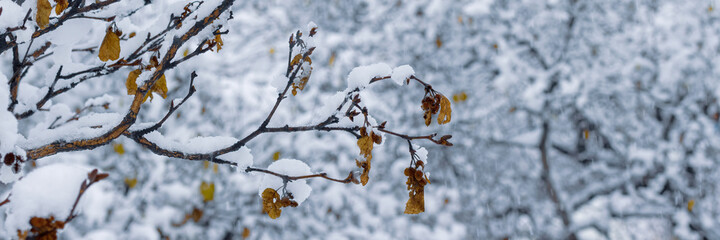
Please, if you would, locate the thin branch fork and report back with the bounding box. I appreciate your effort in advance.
[245,167,353,184]
[377,128,452,146]
[14,0,202,119]
[24,0,236,161]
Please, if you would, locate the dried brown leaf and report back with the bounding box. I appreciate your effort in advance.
[98,28,121,62]
[53,0,68,15]
[437,94,452,125]
[242,227,250,239]
[151,74,168,99]
[26,216,65,240]
[126,69,142,95]
[200,181,215,202]
[403,167,428,214]
[36,0,52,29]
[214,34,223,52]
[261,188,283,219]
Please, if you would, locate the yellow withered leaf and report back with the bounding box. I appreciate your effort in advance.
[212,163,218,174]
[151,74,168,99]
[688,199,695,212]
[290,54,302,66]
[328,51,336,66]
[98,28,121,62]
[113,143,125,155]
[214,34,223,52]
[357,136,373,160]
[403,167,428,214]
[172,208,203,227]
[26,216,65,240]
[124,177,138,189]
[36,0,52,29]
[54,0,68,15]
[583,130,590,140]
[200,181,215,202]
[272,151,280,161]
[269,47,275,55]
[126,69,141,95]
[203,161,210,169]
[262,188,282,219]
[437,94,452,124]
[452,92,467,103]
[242,227,251,239]
[356,135,375,185]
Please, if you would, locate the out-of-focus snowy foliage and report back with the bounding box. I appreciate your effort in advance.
[1,0,720,239]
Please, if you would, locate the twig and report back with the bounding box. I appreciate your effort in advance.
[132,72,197,136]
[245,167,352,184]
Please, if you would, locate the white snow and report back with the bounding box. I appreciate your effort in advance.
[346,63,392,90]
[462,0,493,15]
[270,74,289,93]
[0,166,21,184]
[84,94,115,107]
[4,164,93,233]
[313,91,346,122]
[143,131,238,154]
[23,113,124,149]
[257,159,313,205]
[0,71,18,153]
[390,65,414,86]
[0,0,24,33]
[217,146,253,169]
[413,144,428,163]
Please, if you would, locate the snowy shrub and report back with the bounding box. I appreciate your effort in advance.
[0,0,454,239]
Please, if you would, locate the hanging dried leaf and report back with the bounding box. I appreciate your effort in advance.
[272,151,280,161]
[98,27,121,62]
[421,95,439,126]
[688,199,695,212]
[150,74,168,99]
[583,129,590,140]
[452,92,467,102]
[370,131,382,144]
[124,177,137,189]
[356,159,371,186]
[24,216,65,240]
[113,143,124,155]
[290,54,302,66]
[328,51,336,66]
[126,69,141,95]
[437,94,452,125]
[53,0,68,15]
[35,0,52,29]
[242,227,250,239]
[214,34,223,52]
[261,188,298,219]
[172,208,204,227]
[357,135,373,160]
[200,181,215,202]
[403,167,428,214]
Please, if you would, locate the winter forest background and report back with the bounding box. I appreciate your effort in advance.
[1,0,719,239]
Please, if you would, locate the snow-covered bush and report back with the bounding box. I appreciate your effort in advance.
[0,0,454,238]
